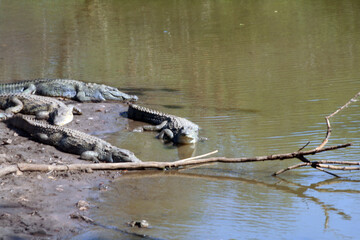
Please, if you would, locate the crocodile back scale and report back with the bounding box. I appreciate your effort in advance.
[8,115,141,163]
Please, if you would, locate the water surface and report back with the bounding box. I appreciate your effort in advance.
[0,1,359,239]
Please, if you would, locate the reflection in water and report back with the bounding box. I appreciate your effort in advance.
[119,87,180,98]
[120,87,180,93]
[176,144,196,159]
[161,105,184,110]
[89,170,359,239]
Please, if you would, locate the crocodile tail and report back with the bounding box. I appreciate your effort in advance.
[128,104,168,125]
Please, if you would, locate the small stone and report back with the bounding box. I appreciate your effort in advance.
[37,175,42,180]
[70,212,94,223]
[16,170,23,176]
[2,138,12,145]
[127,221,136,227]
[76,200,90,211]
[98,183,108,191]
[13,132,18,137]
[127,220,150,228]
[18,196,29,202]
[139,220,150,228]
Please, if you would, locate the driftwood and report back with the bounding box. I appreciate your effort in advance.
[0,92,359,178]
[0,144,351,177]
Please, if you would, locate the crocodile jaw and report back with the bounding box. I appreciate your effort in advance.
[113,149,142,162]
[99,85,138,101]
[176,128,199,144]
[177,135,198,144]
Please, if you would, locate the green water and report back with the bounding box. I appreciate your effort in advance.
[0,1,360,239]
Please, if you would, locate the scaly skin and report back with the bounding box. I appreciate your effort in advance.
[0,79,138,102]
[8,115,141,163]
[127,104,200,144]
[0,93,81,126]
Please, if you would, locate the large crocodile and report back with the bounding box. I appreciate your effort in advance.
[0,78,138,102]
[8,115,141,163]
[127,104,202,144]
[0,93,81,126]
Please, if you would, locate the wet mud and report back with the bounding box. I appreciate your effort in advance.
[0,101,132,239]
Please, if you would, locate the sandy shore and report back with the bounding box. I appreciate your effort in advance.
[0,101,133,239]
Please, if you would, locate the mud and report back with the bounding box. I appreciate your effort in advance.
[0,101,133,239]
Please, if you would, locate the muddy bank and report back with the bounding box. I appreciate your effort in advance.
[0,101,135,239]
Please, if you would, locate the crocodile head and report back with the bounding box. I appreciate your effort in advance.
[87,83,138,102]
[112,148,142,163]
[49,107,74,126]
[175,127,199,144]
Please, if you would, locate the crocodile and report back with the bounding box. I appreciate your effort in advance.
[0,78,138,102]
[127,104,201,144]
[8,115,141,163]
[0,93,81,126]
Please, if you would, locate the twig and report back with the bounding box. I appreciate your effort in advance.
[175,150,218,163]
[274,92,360,176]
[316,92,360,150]
[298,141,310,151]
[274,161,360,176]
[296,155,340,178]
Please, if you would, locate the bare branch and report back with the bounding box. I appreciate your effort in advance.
[0,143,352,178]
[296,155,341,178]
[317,92,360,150]
[274,161,360,176]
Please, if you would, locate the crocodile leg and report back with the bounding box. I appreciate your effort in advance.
[0,96,23,120]
[143,121,168,131]
[93,90,106,102]
[5,96,24,114]
[80,151,114,163]
[133,121,168,132]
[69,105,82,115]
[35,102,57,120]
[76,90,105,102]
[76,91,91,102]
[35,111,50,120]
[157,129,174,142]
[80,151,100,163]
[80,142,114,163]
[22,84,36,94]
[34,133,49,141]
